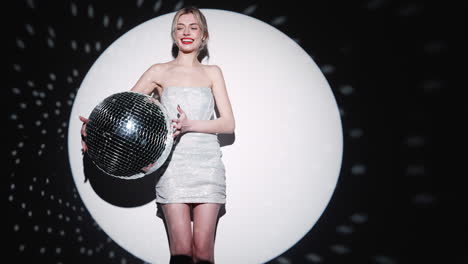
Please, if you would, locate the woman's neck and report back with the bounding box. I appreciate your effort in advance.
[174,51,200,67]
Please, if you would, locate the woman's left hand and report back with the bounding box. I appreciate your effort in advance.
[172,105,190,138]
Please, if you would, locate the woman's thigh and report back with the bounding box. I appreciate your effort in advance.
[192,203,221,245]
[161,203,193,251]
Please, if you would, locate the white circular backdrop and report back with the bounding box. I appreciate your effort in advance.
[68,9,343,264]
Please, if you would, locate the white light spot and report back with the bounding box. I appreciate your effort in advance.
[25,24,35,35]
[47,37,55,48]
[271,16,287,26]
[26,0,35,9]
[339,107,345,117]
[173,0,183,11]
[84,43,91,53]
[413,193,436,205]
[304,253,323,262]
[351,164,366,175]
[350,213,368,224]
[424,41,448,54]
[406,165,424,175]
[320,64,335,74]
[243,5,257,15]
[422,79,443,93]
[330,244,350,254]
[397,3,423,17]
[336,225,354,235]
[88,4,94,18]
[70,2,78,16]
[339,84,354,95]
[153,0,162,12]
[71,40,78,50]
[19,244,26,251]
[349,128,363,138]
[406,135,424,147]
[137,0,144,8]
[12,87,21,94]
[95,41,102,51]
[16,38,26,49]
[116,17,124,30]
[275,256,291,264]
[103,15,110,27]
[13,64,22,72]
[47,26,56,38]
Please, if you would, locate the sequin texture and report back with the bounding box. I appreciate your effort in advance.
[155,87,226,216]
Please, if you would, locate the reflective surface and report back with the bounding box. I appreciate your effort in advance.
[85,91,173,179]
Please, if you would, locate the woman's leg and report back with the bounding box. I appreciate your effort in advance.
[192,203,221,263]
[161,203,193,258]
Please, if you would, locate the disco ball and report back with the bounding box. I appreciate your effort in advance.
[84,91,173,179]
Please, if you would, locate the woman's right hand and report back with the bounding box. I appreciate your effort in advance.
[79,115,89,153]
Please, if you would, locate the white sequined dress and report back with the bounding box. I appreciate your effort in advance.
[155,87,226,218]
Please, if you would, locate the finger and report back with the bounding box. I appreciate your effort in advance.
[173,131,180,137]
[81,140,87,152]
[81,123,87,137]
[177,105,185,113]
[171,118,178,123]
[79,116,89,123]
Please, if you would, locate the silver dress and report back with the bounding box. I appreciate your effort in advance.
[155,87,226,219]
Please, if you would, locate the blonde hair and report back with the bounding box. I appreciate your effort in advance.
[171,7,209,62]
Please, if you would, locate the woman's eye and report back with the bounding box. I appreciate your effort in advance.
[191,27,198,30]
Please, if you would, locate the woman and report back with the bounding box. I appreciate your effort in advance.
[80,7,235,264]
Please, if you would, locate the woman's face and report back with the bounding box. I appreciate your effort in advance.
[174,13,204,53]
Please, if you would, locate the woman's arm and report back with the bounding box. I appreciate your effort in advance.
[130,64,161,96]
[178,65,235,135]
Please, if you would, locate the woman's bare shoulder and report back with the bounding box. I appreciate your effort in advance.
[149,62,172,72]
[202,64,223,78]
